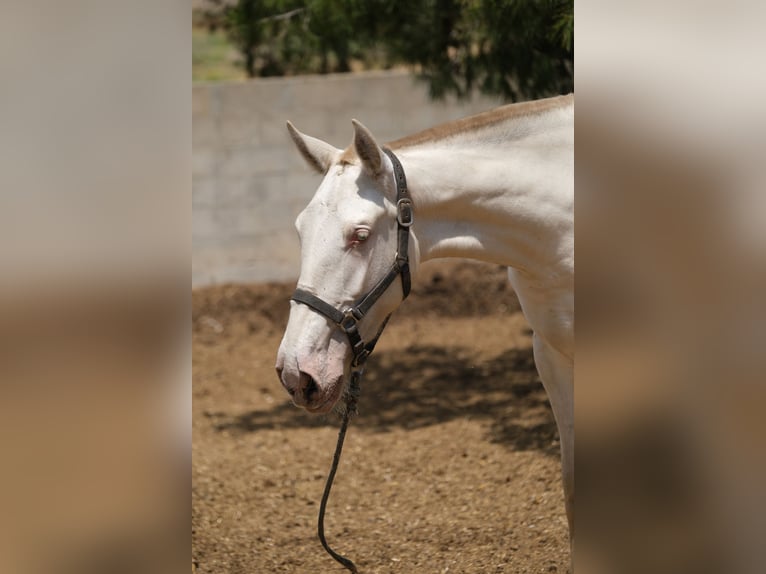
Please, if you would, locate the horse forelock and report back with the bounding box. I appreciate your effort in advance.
[338,146,359,166]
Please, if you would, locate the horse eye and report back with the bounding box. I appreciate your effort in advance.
[354,229,370,243]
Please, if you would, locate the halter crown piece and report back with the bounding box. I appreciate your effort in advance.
[291,147,413,369]
[289,148,412,574]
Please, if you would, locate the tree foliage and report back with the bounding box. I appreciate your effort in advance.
[200,0,573,101]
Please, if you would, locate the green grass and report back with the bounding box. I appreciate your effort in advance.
[193,27,246,83]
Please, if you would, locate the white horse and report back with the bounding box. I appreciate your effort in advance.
[276,94,574,540]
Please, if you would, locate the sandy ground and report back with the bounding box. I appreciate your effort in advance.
[192,261,569,573]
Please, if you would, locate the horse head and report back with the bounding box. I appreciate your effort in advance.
[276,120,415,413]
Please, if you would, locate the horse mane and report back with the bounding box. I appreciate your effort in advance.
[388,93,573,150]
[338,93,573,164]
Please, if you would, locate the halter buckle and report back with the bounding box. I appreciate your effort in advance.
[351,347,370,367]
[340,308,361,334]
[396,198,414,227]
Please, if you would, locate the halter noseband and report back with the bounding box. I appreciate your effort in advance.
[291,148,413,368]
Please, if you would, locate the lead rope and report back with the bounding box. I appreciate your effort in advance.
[317,369,362,573]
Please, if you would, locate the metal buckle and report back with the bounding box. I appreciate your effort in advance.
[351,347,370,367]
[396,198,414,227]
[340,308,361,333]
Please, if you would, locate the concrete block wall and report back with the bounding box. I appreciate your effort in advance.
[192,70,503,286]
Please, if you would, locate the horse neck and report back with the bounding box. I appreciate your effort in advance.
[392,105,573,279]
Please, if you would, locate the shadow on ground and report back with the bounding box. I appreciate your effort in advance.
[205,345,559,456]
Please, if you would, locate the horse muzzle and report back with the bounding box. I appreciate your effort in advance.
[276,363,345,414]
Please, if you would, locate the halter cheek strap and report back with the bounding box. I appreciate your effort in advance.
[291,147,412,368]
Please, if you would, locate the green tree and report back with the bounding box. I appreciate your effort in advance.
[200,0,573,101]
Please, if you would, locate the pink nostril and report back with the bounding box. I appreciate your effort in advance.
[299,371,319,402]
[278,367,319,404]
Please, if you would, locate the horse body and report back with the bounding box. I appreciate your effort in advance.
[277,94,574,535]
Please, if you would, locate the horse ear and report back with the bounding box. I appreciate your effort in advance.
[286,121,339,174]
[351,119,385,178]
